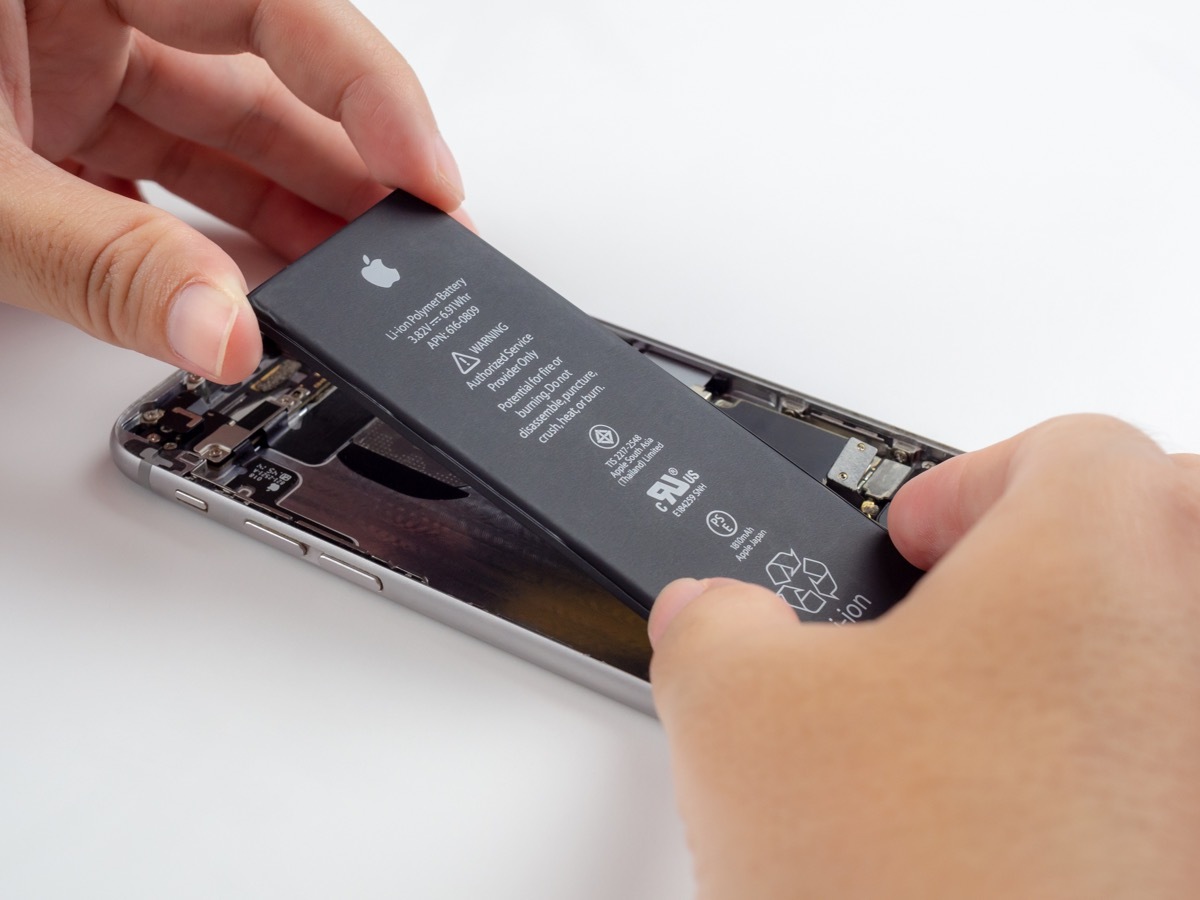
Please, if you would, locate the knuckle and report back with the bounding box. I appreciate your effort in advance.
[243,180,281,235]
[1016,414,1161,495]
[153,136,203,192]
[247,0,276,55]
[1165,467,1200,541]
[334,71,377,124]
[224,78,286,163]
[1031,412,1146,447]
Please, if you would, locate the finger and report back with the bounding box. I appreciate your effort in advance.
[119,36,386,220]
[1172,452,1200,475]
[888,415,1165,570]
[649,577,853,899]
[0,139,261,383]
[885,449,1003,571]
[108,0,465,210]
[73,105,345,260]
[0,0,33,144]
[451,206,478,234]
[649,578,801,715]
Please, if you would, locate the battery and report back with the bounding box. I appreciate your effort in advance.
[249,192,922,622]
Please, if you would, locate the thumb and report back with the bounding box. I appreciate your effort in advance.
[648,577,842,897]
[886,414,1166,571]
[0,144,261,383]
[649,576,801,720]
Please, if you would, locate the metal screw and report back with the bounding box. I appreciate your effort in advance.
[893,448,911,464]
[141,408,164,424]
[838,471,848,481]
[920,460,936,471]
[146,433,162,444]
[856,442,866,451]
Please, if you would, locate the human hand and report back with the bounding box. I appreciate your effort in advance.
[0,0,465,383]
[650,415,1200,898]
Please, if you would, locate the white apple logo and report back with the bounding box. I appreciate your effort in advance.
[361,254,401,288]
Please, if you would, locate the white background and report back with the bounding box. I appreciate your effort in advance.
[3,2,1199,897]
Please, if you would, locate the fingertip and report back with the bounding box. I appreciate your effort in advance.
[649,578,711,648]
[214,300,263,384]
[650,577,797,653]
[363,127,465,216]
[166,281,260,384]
[649,578,801,717]
[887,465,949,570]
[433,133,465,210]
[888,441,1008,571]
[450,205,477,234]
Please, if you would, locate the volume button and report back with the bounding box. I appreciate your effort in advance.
[317,554,383,592]
[243,520,307,558]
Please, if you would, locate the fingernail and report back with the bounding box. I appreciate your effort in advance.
[168,282,243,380]
[648,578,710,648]
[433,133,465,208]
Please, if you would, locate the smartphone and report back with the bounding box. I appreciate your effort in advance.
[110,324,956,714]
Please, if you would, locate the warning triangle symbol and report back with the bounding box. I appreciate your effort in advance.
[452,352,481,375]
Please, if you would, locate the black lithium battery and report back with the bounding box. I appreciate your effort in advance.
[249,192,923,621]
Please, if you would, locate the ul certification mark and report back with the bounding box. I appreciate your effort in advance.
[589,424,619,449]
[706,510,738,537]
[765,550,840,615]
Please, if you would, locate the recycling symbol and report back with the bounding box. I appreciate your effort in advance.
[765,550,838,615]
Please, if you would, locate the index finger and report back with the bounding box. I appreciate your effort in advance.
[0,0,32,143]
[109,0,463,210]
[887,414,1168,571]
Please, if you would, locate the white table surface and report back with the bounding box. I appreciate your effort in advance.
[3,2,1199,897]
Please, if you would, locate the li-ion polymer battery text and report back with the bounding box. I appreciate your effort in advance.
[249,192,923,621]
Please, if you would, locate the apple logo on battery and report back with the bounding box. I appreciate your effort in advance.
[361,255,401,288]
